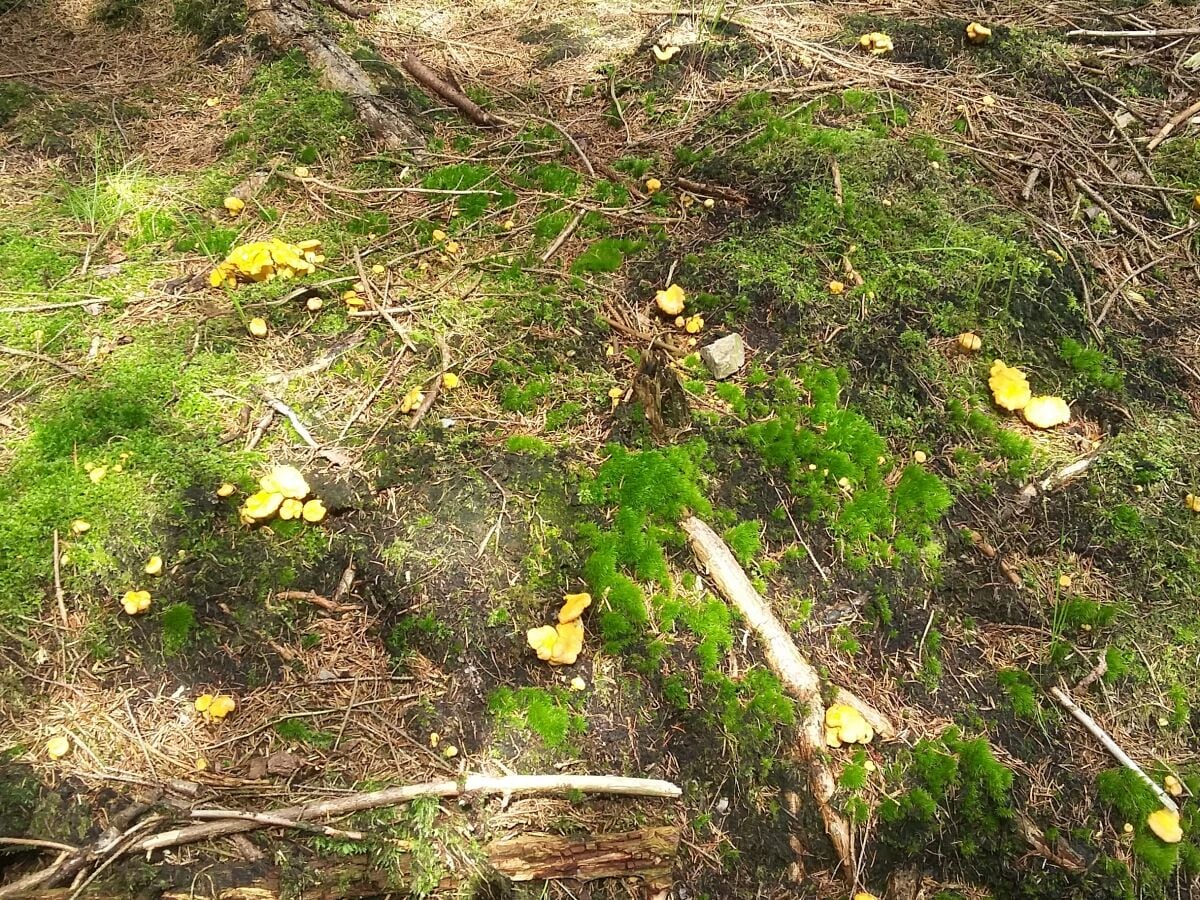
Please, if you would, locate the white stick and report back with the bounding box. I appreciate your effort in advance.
[1050,686,1177,812]
[137,774,681,852]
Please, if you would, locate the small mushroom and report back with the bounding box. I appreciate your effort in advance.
[1022,395,1071,429]
[966,22,992,44]
[859,32,894,55]
[828,280,845,295]
[645,177,662,194]
[549,619,584,665]
[247,317,268,338]
[825,703,874,746]
[121,590,152,615]
[242,490,284,521]
[569,676,587,691]
[502,219,515,231]
[71,519,91,535]
[263,465,310,500]
[400,387,424,414]
[46,735,71,760]
[957,331,982,352]
[301,499,327,523]
[913,450,928,464]
[651,44,681,63]
[293,166,311,179]
[223,196,245,217]
[431,229,448,242]
[216,482,236,498]
[1187,493,1200,513]
[278,498,304,520]
[1147,808,1183,844]
[684,315,704,334]
[655,283,686,316]
[988,360,1032,411]
[144,555,163,576]
[442,372,460,390]
[371,264,385,275]
[558,592,592,623]
[306,296,324,311]
[195,693,237,721]
[1165,775,1184,797]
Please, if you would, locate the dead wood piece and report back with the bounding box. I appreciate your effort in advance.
[0,345,86,379]
[252,0,421,150]
[1066,27,1200,39]
[1015,812,1087,873]
[319,0,377,17]
[252,390,319,448]
[486,826,679,882]
[1147,97,1200,152]
[134,774,680,853]
[408,339,451,431]
[401,53,502,128]
[632,346,690,442]
[674,176,748,204]
[274,590,352,613]
[682,516,853,881]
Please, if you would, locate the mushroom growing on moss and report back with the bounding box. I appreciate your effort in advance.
[1147,807,1183,843]
[242,490,284,521]
[957,331,982,352]
[121,590,152,615]
[558,592,592,623]
[966,22,992,44]
[859,32,894,55]
[988,360,1032,411]
[1022,395,1071,429]
[655,283,686,316]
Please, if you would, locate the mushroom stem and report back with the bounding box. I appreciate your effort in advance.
[1050,686,1178,813]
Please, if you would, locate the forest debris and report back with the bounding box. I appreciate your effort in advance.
[487,826,679,883]
[1146,97,1200,152]
[1050,686,1178,813]
[682,516,855,880]
[401,52,502,127]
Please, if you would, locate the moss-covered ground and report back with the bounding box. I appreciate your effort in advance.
[2,0,1200,897]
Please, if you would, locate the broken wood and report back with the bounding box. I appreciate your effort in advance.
[401,53,503,128]
[251,0,422,150]
[632,345,690,442]
[1146,96,1200,152]
[135,774,681,853]
[682,516,854,881]
[486,826,679,882]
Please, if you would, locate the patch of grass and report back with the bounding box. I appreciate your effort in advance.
[487,686,585,749]
[723,521,761,568]
[172,0,245,46]
[996,668,1039,720]
[93,0,144,27]
[571,237,645,275]
[0,82,39,127]
[225,52,360,163]
[160,603,196,657]
[274,718,336,748]
[0,227,75,291]
[505,435,554,457]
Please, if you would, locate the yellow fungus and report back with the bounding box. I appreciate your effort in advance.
[854,894,881,900]
[443,744,459,758]
[306,296,324,312]
[121,590,152,615]
[242,490,284,521]
[1187,493,1200,513]
[278,498,305,521]
[216,482,236,498]
[966,22,992,44]
[1123,822,1134,834]
[88,466,107,483]
[247,317,268,338]
[609,386,623,410]
[825,703,874,746]
[1147,808,1183,844]
[645,177,662,194]
[558,592,592,623]
[302,499,327,523]
[1058,574,1072,588]
[144,555,163,576]
[429,732,440,747]
[400,387,424,414]
[957,331,982,352]
[859,32,894,55]
[223,196,245,216]
[570,676,587,691]
[371,264,385,275]
[502,219,515,231]
[195,693,236,721]
[293,166,311,179]
[111,464,123,474]
[441,372,460,390]
[527,625,559,661]
[264,465,309,500]
[655,283,686,316]
[209,239,321,289]
[46,735,71,759]
[703,197,715,209]
[1022,395,1071,429]
[1165,775,1183,797]
[444,240,461,255]
[651,44,680,63]
[684,314,705,334]
[828,280,845,294]
[71,519,90,535]
[913,450,928,464]
[988,360,1032,411]
[431,229,448,242]
[549,619,584,665]
[204,96,221,107]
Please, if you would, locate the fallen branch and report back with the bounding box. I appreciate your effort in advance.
[401,53,503,127]
[188,810,364,840]
[253,390,319,448]
[1050,686,1177,813]
[0,345,86,378]
[52,530,67,629]
[252,0,422,149]
[135,774,681,853]
[487,826,678,883]
[1147,97,1200,152]
[540,211,584,263]
[682,516,854,881]
[274,590,353,613]
[408,338,451,430]
[1065,27,1200,39]
[318,0,376,17]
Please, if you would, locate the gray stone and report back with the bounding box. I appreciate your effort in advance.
[699,333,745,380]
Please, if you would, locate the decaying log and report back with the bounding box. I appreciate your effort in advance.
[486,826,679,882]
[682,516,854,881]
[633,346,690,442]
[251,0,422,150]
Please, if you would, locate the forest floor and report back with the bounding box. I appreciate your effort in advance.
[1,0,1200,897]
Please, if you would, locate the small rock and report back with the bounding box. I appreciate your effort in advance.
[699,333,745,380]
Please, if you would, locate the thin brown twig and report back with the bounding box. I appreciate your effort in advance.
[409,338,452,430]
[52,530,67,628]
[0,346,86,378]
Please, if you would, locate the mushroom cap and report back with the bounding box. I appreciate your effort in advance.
[243,490,284,520]
[144,555,163,575]
[301,499,327,523]
[988,360,1032,411]
[549,619,584,665]
[195,694,214,712]
[278,498,305,520]
[655,284,686,316]
[264,465,310,500]
[527,625,559,661]
[1147,808,1183,844]
[208,695,237,719]
[558,592,592,623]
[1021,395,1071,429]
[46,735,71,759]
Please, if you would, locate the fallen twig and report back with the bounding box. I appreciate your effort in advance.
[135,774,681,852]
[1050,686,1177,812]
[682,516,854,881]
[52,530,67,629]
[540,211,584,263]
[402,53,502,127]
[253,390,319,448]
[188,809,364,840]
[274,590,353,613]
[1147,97,1200,152]
[0,345,86,378]
[408,338,451,430]
[1065,27,1200,40]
